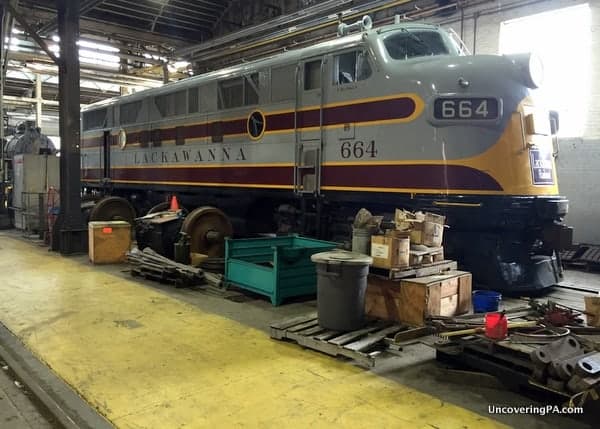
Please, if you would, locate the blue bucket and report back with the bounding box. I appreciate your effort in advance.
[472,290,502,313]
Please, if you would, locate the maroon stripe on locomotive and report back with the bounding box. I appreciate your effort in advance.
[81,96,418,147]
[82,164,502,191]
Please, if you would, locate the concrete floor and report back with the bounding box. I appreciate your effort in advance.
[0,231,597,428]
[0,363,56,428]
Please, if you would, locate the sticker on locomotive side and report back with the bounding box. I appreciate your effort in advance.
[529,148,554,185]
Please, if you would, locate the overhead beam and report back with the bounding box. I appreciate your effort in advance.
[38,0,105,35]
[104,0,216,25]
[26,8,190,47]
[6,41,165,66]
[176,0,354,57]
[151,0,169,33]
[3,94,60,106]
[94,5,213,32]
[3,1,61,65]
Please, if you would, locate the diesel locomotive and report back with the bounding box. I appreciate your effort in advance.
[80,17,571,292]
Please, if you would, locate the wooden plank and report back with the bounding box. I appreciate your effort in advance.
[428,281,442,316]
[439,294,459,317]
[287,319,320,333]
[557,283,600,294]
[393,326,433,343]
[286,332,375,367]
[270,313,317,330]
[439,278,459,298]
[457,274,473,314]
[344,325,404,352]
[313,330,341,341]
[300,325,327,336]
[327,324,388,346]
[388,260,458,280]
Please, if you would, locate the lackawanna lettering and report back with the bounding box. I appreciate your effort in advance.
[133,147,247,164]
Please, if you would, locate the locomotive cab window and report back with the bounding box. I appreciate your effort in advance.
[383,30,449,60]
[333,51,372,85]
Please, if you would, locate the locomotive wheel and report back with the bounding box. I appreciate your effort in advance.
[181,206,233,258]
[147,201,187,215]
[89,196,136,224]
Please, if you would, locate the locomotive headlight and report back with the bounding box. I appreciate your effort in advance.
[506,53,544,89]
[527,54,544,89]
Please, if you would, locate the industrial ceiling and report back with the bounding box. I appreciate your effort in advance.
[1,0,466,132]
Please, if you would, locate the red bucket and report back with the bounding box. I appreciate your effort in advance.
[485,312,507,340]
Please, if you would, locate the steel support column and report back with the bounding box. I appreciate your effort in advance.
[162,62,169,84]
[35,73,42,128]
[0,2,11,229]
[53,0,86,254]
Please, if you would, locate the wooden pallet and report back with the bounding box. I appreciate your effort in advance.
[270,313,405,367]
[371,259,457,280]
[131,266,195,288]
[561,245,600,271]
[436,337,600,410]
[409,246,444,266]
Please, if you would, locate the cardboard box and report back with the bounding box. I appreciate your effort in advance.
[423,213,445,247]
[365,270,472,326]
[585,296,600,327]
[409,224,424,245]
[88,221,131,264]
[395,209,422,231]
[371,231,410,269]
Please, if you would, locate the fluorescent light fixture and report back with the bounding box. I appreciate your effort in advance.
[78,40,120,53]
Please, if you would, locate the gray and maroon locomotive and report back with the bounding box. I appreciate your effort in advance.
[80,17,571,292]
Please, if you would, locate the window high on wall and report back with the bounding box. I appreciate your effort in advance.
[499,3,591,137]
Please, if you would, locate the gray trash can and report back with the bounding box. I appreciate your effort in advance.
[311,250,373,331]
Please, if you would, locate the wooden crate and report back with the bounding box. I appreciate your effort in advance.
[365,270,472,326]
[88,221,131,264]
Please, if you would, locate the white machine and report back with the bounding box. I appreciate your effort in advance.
[12,154,59,231]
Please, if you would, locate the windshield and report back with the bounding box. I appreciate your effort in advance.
[383,30,450,60]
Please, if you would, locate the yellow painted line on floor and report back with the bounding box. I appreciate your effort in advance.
[0,235,506,429]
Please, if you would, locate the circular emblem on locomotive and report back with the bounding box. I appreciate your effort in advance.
[247,110,265,140]
[118,128,127,150]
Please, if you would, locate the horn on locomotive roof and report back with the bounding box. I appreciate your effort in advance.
[337,15,373,37]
